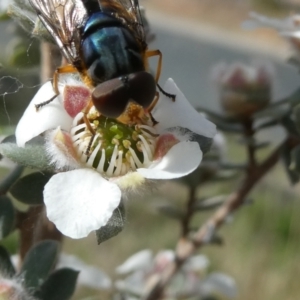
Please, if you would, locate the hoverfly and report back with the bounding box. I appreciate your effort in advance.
[29,0,172,123]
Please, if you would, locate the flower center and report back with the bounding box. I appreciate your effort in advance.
[70,107,158,177]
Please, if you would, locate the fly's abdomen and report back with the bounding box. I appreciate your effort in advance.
[81,13,144,84]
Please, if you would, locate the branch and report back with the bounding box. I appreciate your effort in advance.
[143,136,297,300]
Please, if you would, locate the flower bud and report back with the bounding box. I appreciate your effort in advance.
[212,62,273,118]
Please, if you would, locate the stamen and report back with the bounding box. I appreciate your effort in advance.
[86,141,101,168]
[97,149,106,173]
[70,123,86,135]
[129,147,143,168]
[106,146,118,176]
[139,125,158,135]
[138,135,152,161]
[140,143,150,165]
[114,151,123,176]
[70,110,158,178]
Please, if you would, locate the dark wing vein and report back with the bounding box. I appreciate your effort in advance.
[29,0,87,64]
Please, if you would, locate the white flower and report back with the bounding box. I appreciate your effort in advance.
[15,75,216,239]
[115,249,237,299]
[57,253,111,290]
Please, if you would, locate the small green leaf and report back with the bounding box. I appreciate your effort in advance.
[0,165,24,195]
[96,202,126,244]
[157,204,184,220]
[35,268,79,300]
[0,196,15,240]
[0,245,16,277]
[253,103,290,120]
[254,119,278,130]
[281,115,299,136]
[219,163,247,170]
[20,240,60,290]
[194,195,226,211]
[281,143,300,185]
[10,172,52,205]
[0,135,55,172]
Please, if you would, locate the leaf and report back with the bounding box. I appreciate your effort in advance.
[96,202,126,244]
[281,143,300,185]
[196,108,244,133]
[0,135,55,172]
[10,172,52,205]
[157,204,184,220]
[0,196,15,240]
[254,119,278,130]
[20,240,60,290]
[0,165,24,195]
[0,245,16,277]
[290,145,300,175]
[219,163,247,170]
[281,115,299,136]
[35,268,79,300]
[253,103,290,120]
[237,137,270,149]
[194,195,226,211]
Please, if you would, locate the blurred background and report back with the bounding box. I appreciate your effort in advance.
[1,0,300,299]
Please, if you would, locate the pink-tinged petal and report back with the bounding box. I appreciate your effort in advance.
[152,79,216,138]
[137,141,202,179]
[44,169,121,239]
[63,85,91,118]
[154,133,179,160]
[45,128,81,170]
[16,82,72,147]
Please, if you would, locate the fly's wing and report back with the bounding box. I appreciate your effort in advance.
[99,0,146,48]
[29,0,87,66]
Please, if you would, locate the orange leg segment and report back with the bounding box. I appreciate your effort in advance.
[35,64,78,110]
[145,49,162,83]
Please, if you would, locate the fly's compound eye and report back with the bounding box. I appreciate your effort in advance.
[92,71,156,118]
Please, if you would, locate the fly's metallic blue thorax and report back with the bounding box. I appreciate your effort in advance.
[81,12,145,84]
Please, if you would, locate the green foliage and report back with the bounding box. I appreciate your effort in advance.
[20,240,60,290]
[0,195,15,239]
[35,268,79,300]
[0,245,16,277]
[0,135,55,171]
[10,172,53,205]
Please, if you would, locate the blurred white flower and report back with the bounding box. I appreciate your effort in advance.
[244,12,300,58]
[15,75,216,239]
[115,249,237,299]
[57,253,111,290]
[201,272,237,299]
[116,249,153,274]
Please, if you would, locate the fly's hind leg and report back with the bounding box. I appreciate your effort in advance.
[35,64,78,110]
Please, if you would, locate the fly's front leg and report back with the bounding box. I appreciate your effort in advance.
[145,50,176,108]
[35,64,78,110]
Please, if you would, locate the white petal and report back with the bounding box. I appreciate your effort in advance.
[44,169,121,239]
[202,272,237,299]
[116,249,153,274]
[137,141,202,179]
[16,82,72,147]
[58,253,112,290]
[152,79,216,138]
[183,255,210,272]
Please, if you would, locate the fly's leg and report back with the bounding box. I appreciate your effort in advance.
[35,64,78,110]
[145,49,176,117]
